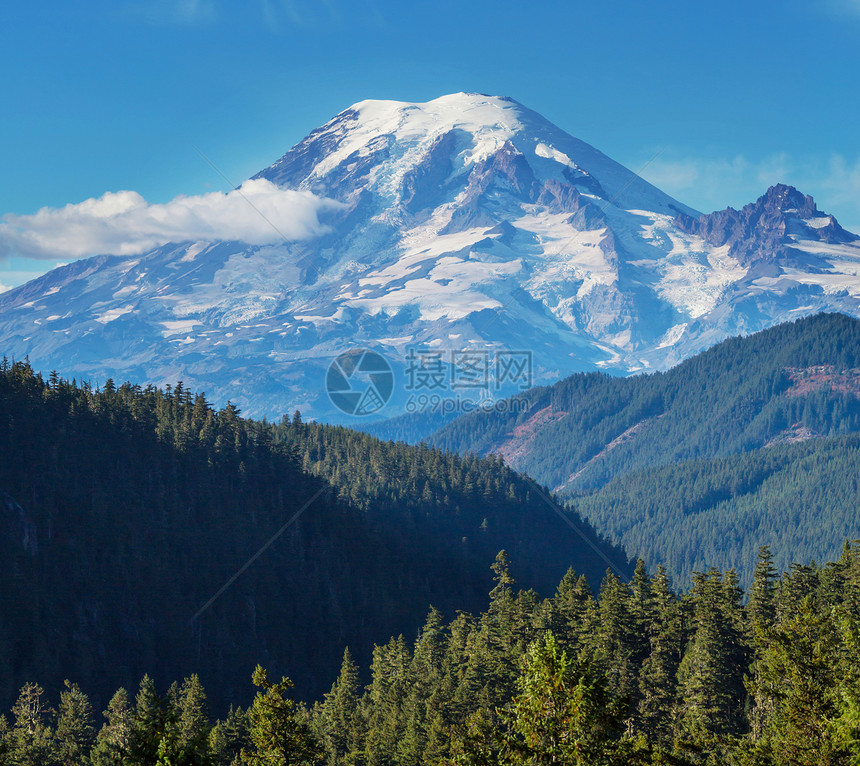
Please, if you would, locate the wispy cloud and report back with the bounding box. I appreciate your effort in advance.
[123,0,217,26]
[0,179,342,262]
[827,0,860,17]
[642,153,789,205]
[0,281,11,294]
[640,151,860,232]
[259,0,344,30]
[818,154,860,210]
[642,155,750,204]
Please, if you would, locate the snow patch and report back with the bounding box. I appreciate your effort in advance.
[657,323,688,349]
[95,306,134,324]
[161,320,202,336]
[180,242,208,262]
[534,142,580,171]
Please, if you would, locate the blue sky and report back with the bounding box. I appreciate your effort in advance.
[1,0,859,290]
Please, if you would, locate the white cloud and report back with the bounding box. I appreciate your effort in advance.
[0,282,11,294]
[0,179,343,262]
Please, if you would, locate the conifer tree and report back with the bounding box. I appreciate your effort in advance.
[0,714,10,763]
[400,608,454,765]
[364,637,411,766]
[831,611,860,764]
[445,612,482,724]
[592,571,637,706]
[637,566,683,744]
[677,570,747,744]
[241,666,319,766]
[471,551,522,711]
[175,675,212,765]
[498,631,629,765]
[748,547,778,636]
[8,682,55,766]
[549,570,596,654]
[747,546,779,741]
[777,564,819,622]
[55,680,95,766]
[209,706,247,766]
[756,596,846,766]
[91,688,134,766]
[130,675,165,766]
[319,648,364,765]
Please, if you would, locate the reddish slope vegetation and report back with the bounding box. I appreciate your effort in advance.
[785,366,860,397]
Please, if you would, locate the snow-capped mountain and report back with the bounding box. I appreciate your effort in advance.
[1,93,859,420]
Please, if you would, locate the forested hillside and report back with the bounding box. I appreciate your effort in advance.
[429,313,860,582]
[0,359,627,715]
[571,433,860,586]
[269,418,626,595]
[4,546,860,765]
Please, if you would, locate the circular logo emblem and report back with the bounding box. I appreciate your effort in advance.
[326,348,395,416]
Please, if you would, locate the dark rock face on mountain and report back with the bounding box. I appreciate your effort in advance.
[675,183,859,266]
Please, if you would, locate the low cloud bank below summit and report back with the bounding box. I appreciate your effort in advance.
[0,179,342,261]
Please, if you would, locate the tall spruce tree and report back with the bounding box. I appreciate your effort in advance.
[636,565,683,744]
[756,596,847,766]
[129,675,165,766]
[175,675,212,766]
[677,570,747,744]
[8,682,55,766]
[209,706,247,766]
[549,569,596,654]
[91,688,134,766]
[498,631,630,765]
[746,546,779,741]
[364,637,411,766]
[318,648,364,766]
[241,666,319,766]
[400,610,450,766]
[592,571,637,708]
[55,680,95,766]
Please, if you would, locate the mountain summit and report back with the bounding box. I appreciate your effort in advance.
[1,94,859,419]
[256,93,695,217]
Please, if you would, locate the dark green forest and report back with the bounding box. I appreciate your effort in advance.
[5,315,860,764]
[431,314,860,490]
[429,313,860,584]
[3,546,860,765]
[570,433,860,587]
[0,358,626,716]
